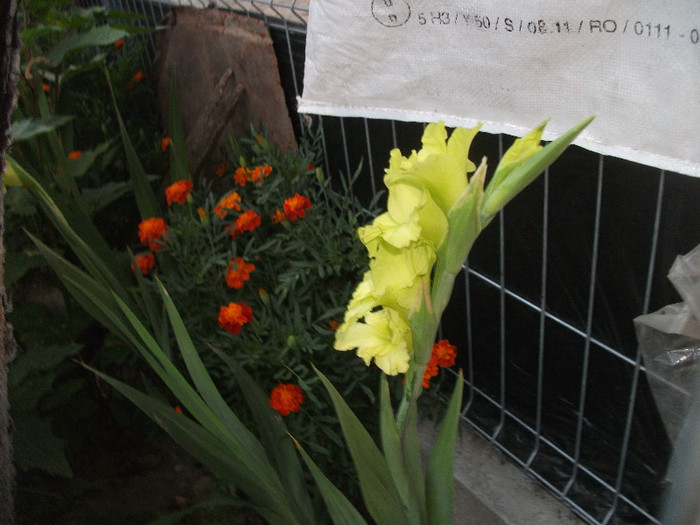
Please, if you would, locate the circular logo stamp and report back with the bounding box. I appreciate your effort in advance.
[371,0,411,28]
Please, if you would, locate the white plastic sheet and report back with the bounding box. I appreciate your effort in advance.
[298,1,700,177]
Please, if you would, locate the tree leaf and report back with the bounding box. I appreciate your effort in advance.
[9,115,74,141]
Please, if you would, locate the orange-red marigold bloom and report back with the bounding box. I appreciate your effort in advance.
[165,180,193,206]
[42,83,51,92]
[271,208,286,224]
[215,161,227,177]
[422,354,440,388]
[160,137,171,152]
[234,167,249,186]
[138,217,168,252]
[269,384,305,416]
[214,192,242,218]
[68,150,82,160]
[283,194,312,221]
[131,70,145,83]
[250,164,272,184]
[218,302,253,335]
[225,257,255,289]
[231,210,261,238]
[422,339,457,388]
[114,38,125,50]
[433,339,457,368]
[131,253,155,275]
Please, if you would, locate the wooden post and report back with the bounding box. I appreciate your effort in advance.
[0,0,19,522]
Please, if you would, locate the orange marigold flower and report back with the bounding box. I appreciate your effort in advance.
[42,83,51,92]
[215,161,227,177]
[160,137,171,152]
[214,192,242,218]
[269,384,305,416]
[218,302,253,335]
[271,208,286,224]
[114,38,125,50]
[165,180,193,206]
[433,339,457,368]
[68,150,82,160]
[249,164,272,184]
[234,166,249,186]
[225,257,255,289]
[422,339,457,388]
[283,193,312,221]
[138,217,168,252]
[422,354,440,388]
[174,405,183,414]
[231,210,261,238]
[131,70,145,83]
[131,253,155,275]
[197,207,207,217]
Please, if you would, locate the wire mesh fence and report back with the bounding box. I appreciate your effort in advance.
[85,1,700,523]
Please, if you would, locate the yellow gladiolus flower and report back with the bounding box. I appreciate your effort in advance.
[384,122,481,214]
[334,307,412,375]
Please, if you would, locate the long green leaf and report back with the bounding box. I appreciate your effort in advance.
[69,276,296,522]
[315,366,410,525]
[379,376,412,513]
[425,374,464,525]
[12,157,134,298]
[105,68,161,220]
[218,350,315,523]
[26,232,127,339]
[87,365,282,502]
[293,436,368,525]
[400,399,427,525]
[154,282,302,524]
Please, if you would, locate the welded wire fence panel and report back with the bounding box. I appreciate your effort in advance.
[85,1,700,523]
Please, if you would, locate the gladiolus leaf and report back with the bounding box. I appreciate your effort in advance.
[425,371,464,525]
[292,436,368,525]
[481,116,595,223]
[315,366,410,525]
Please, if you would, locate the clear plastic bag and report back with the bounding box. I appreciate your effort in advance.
[635,244,700,443]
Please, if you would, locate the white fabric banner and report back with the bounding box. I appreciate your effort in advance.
[298,1,700,177]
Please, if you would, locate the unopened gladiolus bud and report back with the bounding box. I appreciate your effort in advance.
[440,157,487,275]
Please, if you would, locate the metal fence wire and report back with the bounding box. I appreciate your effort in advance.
[88,1,700,523]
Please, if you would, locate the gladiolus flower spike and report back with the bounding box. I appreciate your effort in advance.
[334,117,593,412]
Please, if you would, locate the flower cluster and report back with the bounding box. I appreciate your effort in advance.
[268,383,305,416]
[234,164,272,186]
[131,137,319,343]
[334,122,481,375]
[422,339,457,388]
